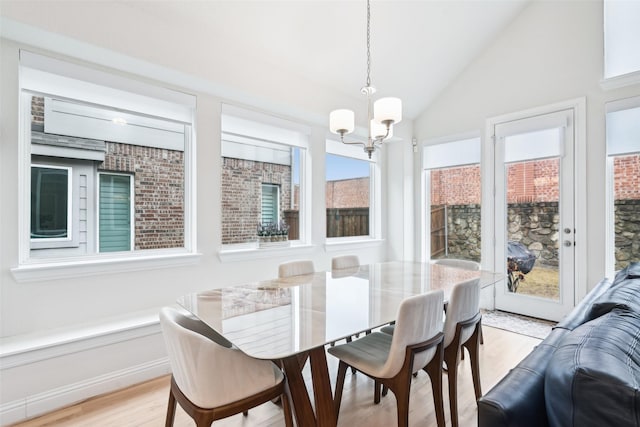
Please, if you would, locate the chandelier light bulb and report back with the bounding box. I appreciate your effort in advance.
[374,97,403,125]
[329,109,355,135]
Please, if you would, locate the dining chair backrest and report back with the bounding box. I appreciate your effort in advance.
[434,258,481,271]
[443,278,481,348]
[382,290,444,378]
[159,307,282,409]
[278,260,315,278]
[331,255,360,270]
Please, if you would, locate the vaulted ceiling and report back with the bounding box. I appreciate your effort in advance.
[2,0,530,120]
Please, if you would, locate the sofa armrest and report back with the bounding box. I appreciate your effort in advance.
[478,329,566,427]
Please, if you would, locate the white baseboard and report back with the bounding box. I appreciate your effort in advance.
[0,357,171,426]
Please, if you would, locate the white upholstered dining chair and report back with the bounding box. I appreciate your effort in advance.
[328,291,446,427]
[441,277,482,427]
[433,258,481,270]
[159,307,293,427]
[278,259,315,278]
[331,255,360,270]
[379,278,482,427]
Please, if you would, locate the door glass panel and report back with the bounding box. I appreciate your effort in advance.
[505,152,560,300]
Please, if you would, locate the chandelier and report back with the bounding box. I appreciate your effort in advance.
[329,0,402,159]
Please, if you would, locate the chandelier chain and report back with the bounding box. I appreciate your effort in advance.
[366,0,371,88]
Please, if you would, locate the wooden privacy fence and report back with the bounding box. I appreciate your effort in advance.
[327,208,369,238]
[431,205,446,257]
[284,208,370,239]
[284,210,299,240]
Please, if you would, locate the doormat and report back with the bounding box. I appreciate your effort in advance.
[481,309,556,340]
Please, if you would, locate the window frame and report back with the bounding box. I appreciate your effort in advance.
[325,138,381,243]
[602,0,640,89]
[605,96,640,276]
[421,133,482,263]
[12,52,199,282]
[219,104,312,253]
[30,163,74,248]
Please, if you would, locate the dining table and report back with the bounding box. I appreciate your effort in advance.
[177,260,501,427]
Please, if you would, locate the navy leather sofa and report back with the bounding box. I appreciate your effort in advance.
[478,262,640,427]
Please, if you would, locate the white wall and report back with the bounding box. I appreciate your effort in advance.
[0,3,413,422]
[413,0,640,292]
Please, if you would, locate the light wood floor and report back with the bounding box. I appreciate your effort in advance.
[10,326,540,427]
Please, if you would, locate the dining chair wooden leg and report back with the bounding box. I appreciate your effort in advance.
[374,380,381,404]
[444,345,461,427]
[464,325,483,400]
[165,389,177,427]
[423,343,446,427]
[333,361,349,417]
[391,381,411,427]
[242,410,248,416]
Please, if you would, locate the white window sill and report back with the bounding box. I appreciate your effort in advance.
[600,70,640,90]
[10,250,202,282]
[218,243,315,262]
[324,238,384,252]
[0,307,165,369]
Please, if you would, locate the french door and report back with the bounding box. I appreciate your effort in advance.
[491,108,576,321]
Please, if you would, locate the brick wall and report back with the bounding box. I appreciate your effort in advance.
[326,177,369,208]
[100,143,185,249]
[614,154,640,200]
[431,156,640,205]
[430,165,481,205]
[32,96,44,126]
[221,157,292,244]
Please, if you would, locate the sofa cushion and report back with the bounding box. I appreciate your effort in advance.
[614,261,640,284]
[545,310,640,427]
[554,277,612,331]
[588,278,640,320]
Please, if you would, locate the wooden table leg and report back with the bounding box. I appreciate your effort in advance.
[309,346,337,427]
[281,352,316,427]
[281,347,337,427]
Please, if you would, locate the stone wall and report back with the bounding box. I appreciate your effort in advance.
[508,202,559,266]
[221,157,292,244]
[441,204,482,262]
[101,142,185,250]
[440,202,560,267]
[615,199,640,269]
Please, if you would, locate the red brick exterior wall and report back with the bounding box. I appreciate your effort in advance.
[326,177,369,208]
[430,165,481,205]
[431,156,640,205]
[221,157,292,244]
[100,143,185,249]
[614,154,640,200]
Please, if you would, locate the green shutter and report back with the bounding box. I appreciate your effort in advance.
[99,174,131,252]
[261,184,279,225]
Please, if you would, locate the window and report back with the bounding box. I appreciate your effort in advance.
[325,154,371,238]
[606,97,640,273]
[99,173,133,252]
[325,139,379,240]
[31,165,71,240]
[261,183,280,225]
[423,136,481,263]
[221,104,310,248]
[17,51,196,272]
[604,0,640,81]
